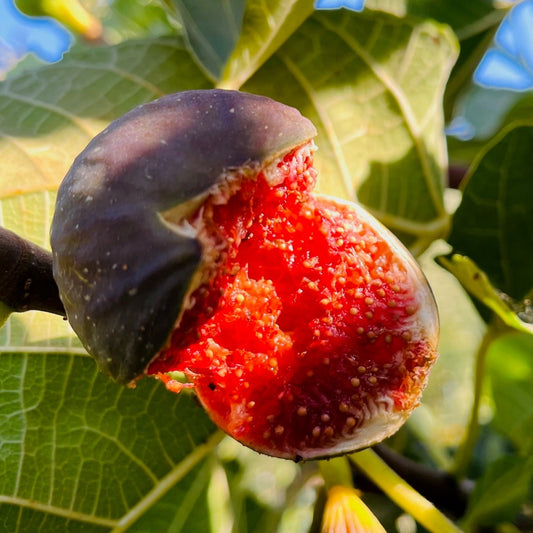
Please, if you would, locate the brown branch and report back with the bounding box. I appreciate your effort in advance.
[0,226,65,316]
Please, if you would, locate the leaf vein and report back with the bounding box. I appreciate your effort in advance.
[0,92,97,138]
[110,431,223,532]
[315,16,447,217]
[176,1,224,67]
[13,355,28,496]
[0,495,118,527]
[48,355,75,505]
[220,1,313,89]
[84,427,159,485]
[365,208,449,236]
[0,347,89,355]
[277,51,355,200]
[52,61,167,98]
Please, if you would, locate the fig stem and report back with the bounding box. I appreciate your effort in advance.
[0,227,65,317]
[350,448,465,533]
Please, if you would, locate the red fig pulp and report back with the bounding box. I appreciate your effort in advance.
[149,143,438,460]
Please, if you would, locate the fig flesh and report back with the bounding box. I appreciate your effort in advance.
[51,89,438,461]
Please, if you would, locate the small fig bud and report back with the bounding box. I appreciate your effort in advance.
[51,89,439,460]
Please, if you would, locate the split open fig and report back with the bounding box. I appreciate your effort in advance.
[51,89,439,461]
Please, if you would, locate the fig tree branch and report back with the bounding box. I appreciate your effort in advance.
[0,226,65,316]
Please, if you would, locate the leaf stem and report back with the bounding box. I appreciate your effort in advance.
[319,456,353,490]
[452,325,500,477]
[350,448,464,533]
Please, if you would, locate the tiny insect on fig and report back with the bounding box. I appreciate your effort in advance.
[51,89,439,461]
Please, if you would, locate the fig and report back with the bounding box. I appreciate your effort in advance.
[51,89,439,461]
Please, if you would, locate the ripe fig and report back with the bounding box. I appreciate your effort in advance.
[51,89,439,461]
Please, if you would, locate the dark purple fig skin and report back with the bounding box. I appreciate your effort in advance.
[50,89,317,385]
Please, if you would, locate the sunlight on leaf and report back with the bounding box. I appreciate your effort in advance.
[0,3,524,529]
[243,9,457,253]
[366,0,503,39]
[0,37,211,202]
[219,0,314,90]
[0,355,219,531]
[437,254,533,336]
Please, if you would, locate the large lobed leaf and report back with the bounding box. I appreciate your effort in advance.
[0,353,219,532]
[243,9,458,253]
[367,1,507,130]
[0,37,220,532]
[0,37,211,205]
[0,6,460,530]
[163,4,457,252]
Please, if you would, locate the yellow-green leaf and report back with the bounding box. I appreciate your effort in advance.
[244,10,458,253]
[219,0,314,89]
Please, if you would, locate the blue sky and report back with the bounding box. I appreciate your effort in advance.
[315,0,364,10]
[0,0,71,76]
[474,0,533,90]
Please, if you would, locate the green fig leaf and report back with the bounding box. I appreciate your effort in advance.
[366,0,504,37]
[0,37,221,532]
[448,123,533,301]
[244,10,458,253]
[219,0,314,90]
[486,332,533,454]
[167,0,247,80]
[0,37,211,204]
[437,255,533,336]
[365,1,507,122]
[463,454,533,530]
